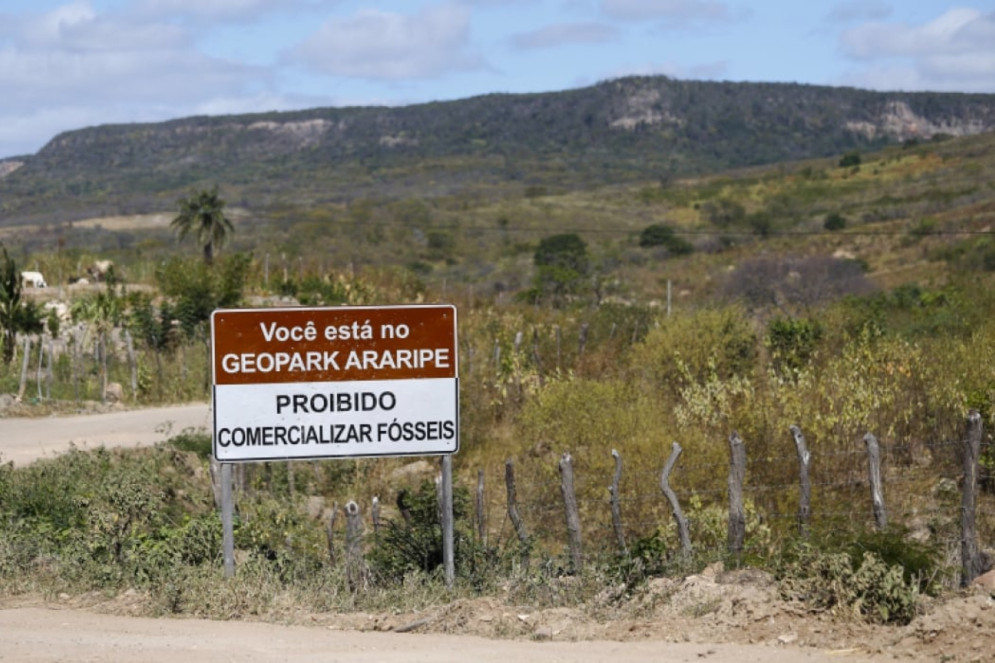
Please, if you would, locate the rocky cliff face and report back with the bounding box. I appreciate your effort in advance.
[846,100,994,141]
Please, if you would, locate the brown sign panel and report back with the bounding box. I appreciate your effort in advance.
[212,305,457,385]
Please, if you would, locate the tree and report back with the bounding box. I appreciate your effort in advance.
[171,186,235,265]
[0,246,44,365]
[639,223,694,255]
[839,151,861,168]
[530,233,590,306]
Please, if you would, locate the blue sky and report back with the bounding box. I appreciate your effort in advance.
[0,1,993,159]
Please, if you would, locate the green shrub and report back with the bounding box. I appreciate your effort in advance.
[638,223,694,255]
[824,212,847,231]
[839,152,861,168]
[167,430,212,459]
[366,480,496,588]
[766,316,823,374]
[776,528,940,624]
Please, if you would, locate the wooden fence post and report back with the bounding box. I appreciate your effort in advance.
[45,339,53,400]
[476,469,487,545]
[578,323,589,357]
[505,459,530,569]
[124,329,137,400]
[209,454,222,509]
[962,410,983,587]
[863,432,887,530]
[326,501,339,564]
[345,500,366,592]
[609,449,627,554]
[531,328,544,387]
[790,425,811,534]
[728,431,746,558]
[555,325,562,372]
[17,336,31,401]
[371,496,381,538]
[35,337,44,400]
[559,453,583,573]
[660,442,692,559]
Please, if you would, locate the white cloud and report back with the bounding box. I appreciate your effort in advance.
[512,22,618,50]
[0,1,277,156]
[841,8,993,59]
[838,8,995,92]
[600,0,741,23]
[291,4,486,79]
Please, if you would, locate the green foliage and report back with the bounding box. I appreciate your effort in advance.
[0,446,215,591]
[166,430,213,460]
[631,306,757,396]
[824,212,847,231]
[638,223,694,255]
[531,233,590,305]
[909,217,937,240]
[841,282,977,339]
[534,233,589,273]
[171,186,235,265]
[155,253,251,336]
[0,245,44,365]
[700,198,746,227]
[839,151,862,168]
[766,316,823,374]
[367,481,494,586]
[127,291,178,353]
[776,527,942,624]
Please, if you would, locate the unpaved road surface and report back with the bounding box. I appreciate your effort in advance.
[0,606,881,663]
[0,403,211,466]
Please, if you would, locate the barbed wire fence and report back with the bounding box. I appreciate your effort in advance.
[321,412,992,592]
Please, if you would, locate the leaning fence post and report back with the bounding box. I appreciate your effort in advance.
[863,432,887,530]
[962,410,983,587]
[609,449,627,554]
[559,453,584,573]
[790,425,812,534]
[660,442,692,559]
[505,459,530,569]
[728,431,746,558]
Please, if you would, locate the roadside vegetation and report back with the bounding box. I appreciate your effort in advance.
[1,132,994,625]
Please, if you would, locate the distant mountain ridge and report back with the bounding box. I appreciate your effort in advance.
[2,76,995,224]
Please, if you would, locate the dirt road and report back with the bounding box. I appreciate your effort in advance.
[0,606,883,663]
[0,403,211,466]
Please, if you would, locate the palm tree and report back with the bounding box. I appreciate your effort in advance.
[171,186,235,265]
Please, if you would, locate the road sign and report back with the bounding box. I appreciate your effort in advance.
[211,304,458,462]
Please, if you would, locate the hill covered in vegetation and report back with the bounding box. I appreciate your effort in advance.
[2,75,995,224]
